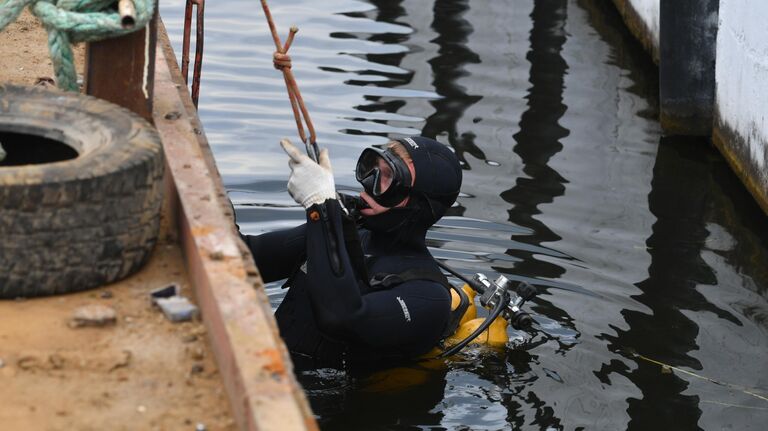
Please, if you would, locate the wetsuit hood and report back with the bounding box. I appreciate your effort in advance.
[361,136,462,238]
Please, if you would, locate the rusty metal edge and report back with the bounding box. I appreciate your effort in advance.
[152,18,318,431]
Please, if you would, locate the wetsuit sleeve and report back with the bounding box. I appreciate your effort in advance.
[304,200,450,355]
[304,200,363,326]
[345,282,451,356]
[239,224,307,283]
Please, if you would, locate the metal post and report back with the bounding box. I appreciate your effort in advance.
[84,1,158,122]
[659,0,719,136]
[182,0,205,108]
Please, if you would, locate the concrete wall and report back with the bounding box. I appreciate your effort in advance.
[713,0,768,214]
[610,0,659,63]
[605,0,768,213]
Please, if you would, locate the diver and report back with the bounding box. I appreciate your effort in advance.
[238,136,463,369]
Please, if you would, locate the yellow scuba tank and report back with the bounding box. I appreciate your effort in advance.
[367,276,536,393]
[437,271,537,355]
[454,283,476,325]
[443,284,510,348]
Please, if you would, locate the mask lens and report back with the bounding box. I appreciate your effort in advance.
[356,148,387,196]
[355,147,412,207]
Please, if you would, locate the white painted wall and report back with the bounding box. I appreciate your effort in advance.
[715,0,768,175]
[627,0,659,49]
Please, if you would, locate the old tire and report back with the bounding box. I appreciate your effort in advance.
[0,84,164,298]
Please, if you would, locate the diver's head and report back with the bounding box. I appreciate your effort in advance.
[356,136,462,233]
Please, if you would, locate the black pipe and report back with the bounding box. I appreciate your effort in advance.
[437,290,509,358]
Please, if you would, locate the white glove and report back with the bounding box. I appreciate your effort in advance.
[280,139,336,208]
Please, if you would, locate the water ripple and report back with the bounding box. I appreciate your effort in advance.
[161,0,768,429]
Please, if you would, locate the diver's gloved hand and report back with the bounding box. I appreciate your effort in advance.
[281,138,336,209]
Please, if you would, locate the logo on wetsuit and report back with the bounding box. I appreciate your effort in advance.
[396,296,411,322]
[401,137,419,149]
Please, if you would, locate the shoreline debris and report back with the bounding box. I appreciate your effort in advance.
[150,284,199,322]
[70,304,117,328]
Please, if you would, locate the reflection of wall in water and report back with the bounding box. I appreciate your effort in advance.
[419,0,483,164]
[502,0,569,282]
[597,139,737,431]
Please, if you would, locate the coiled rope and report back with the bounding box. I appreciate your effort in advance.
[0,0,154,91]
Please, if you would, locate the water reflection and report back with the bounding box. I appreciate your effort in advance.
[159,0,768,429]
[498,0,580,405]
[420,0,484,165]
[311,362,450,429]
[438,1,575,427]
[596,139,760,430]
[597,140,712,430]
[502,0,569,282]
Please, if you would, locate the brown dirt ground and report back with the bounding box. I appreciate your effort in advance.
[0,11,236,431]
[0,9,85,87]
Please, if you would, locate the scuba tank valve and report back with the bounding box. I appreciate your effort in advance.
[471,274,535,330]
[436,261,539,358]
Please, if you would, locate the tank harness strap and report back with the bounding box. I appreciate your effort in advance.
[369,267,470,340]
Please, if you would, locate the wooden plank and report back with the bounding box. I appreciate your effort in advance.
[85,6,158,122]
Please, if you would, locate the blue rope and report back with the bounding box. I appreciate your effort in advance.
[0,0,155,91]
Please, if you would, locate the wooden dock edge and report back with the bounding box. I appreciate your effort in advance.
[152,20,318,431]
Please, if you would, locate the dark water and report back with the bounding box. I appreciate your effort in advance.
[162,0,768,429]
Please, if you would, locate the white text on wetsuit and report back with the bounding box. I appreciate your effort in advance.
[396,296,411,322]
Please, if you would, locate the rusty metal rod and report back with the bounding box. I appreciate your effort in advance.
[118,0,137,29]
[284,25,297,52]
[259,0,318,161]
[182,0,205,107]
[191,0,205,107]
[181,0,193,82]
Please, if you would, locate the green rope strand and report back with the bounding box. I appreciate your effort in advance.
[0,0,155,91]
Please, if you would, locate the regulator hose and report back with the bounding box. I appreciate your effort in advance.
[436,289,509,359]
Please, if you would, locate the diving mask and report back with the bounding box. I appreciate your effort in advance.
[355,147,412,208]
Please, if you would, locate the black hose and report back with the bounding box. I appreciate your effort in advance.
[436,290,509,358]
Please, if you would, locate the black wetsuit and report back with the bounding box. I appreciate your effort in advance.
[241,199,451,369]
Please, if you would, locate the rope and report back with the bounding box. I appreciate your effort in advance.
[0,0,155,91]
[259,0,319,161]
[633,351,768,404]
